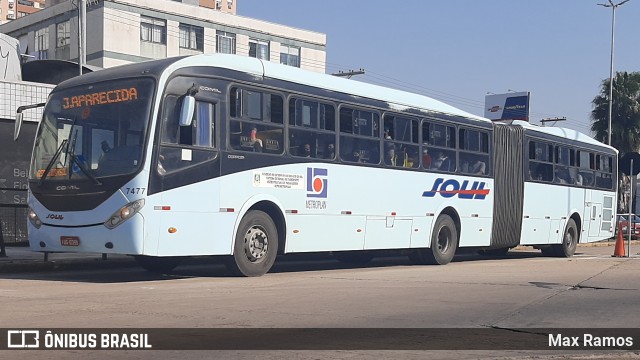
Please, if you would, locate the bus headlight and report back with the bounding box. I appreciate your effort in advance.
[104,199,145,229]
[28,207,42,229]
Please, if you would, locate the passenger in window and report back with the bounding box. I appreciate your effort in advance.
[432,151,451,171]
[529,164,543,181]
[422,148,431,168]
[403,153,415,168]
[568,168,582,185]
[470,160,486,175]
[249,127,263,152]
[384,130,396,166]
[300,143,312,157]
[352,149,370,163]
[325,143,335,159]
[555,167,569,184]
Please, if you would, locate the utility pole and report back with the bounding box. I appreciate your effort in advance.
[78,0,86,75]
[598,0,632,145]
[331,68,365,79]
[540,117,566,127]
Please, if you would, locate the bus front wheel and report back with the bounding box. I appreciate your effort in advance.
[409,214,458,265]
[226,210,278,277]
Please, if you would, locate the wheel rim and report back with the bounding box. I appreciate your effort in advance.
[437,226,452,254]
[243,225,269,263]
[565,228,575,249]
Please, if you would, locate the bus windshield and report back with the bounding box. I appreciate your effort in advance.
[30,78,155,183]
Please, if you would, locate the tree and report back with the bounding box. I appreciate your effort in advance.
[591,71,640,154]
[591,71,640,212]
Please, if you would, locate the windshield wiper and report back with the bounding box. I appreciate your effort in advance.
[70,154,102,185]
[66,128,102,185]
[38,139,68,186]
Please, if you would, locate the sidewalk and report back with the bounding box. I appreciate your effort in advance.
[0,245,136,273]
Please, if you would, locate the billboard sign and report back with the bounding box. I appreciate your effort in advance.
[484,92,530,121]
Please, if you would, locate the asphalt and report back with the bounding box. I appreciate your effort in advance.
[0,239,637,274]
[0,245,138,273]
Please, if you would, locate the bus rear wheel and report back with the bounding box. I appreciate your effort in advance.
[134,255,181,274]
[409,214,458,265]
[226,210,278,277]
[551,218,578,257]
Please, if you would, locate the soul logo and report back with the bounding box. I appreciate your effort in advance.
[422,178,490,200]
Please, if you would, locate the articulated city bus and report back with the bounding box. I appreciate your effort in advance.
[23,54,617,276]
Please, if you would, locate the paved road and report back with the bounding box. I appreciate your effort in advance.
[0,244,639,359]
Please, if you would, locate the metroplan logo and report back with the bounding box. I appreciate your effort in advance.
[306,167,328,198]
[422,178,490,200]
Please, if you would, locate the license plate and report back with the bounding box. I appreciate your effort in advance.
[60,236,80,246]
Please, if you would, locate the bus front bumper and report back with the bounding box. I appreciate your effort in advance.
[28,213,144,255]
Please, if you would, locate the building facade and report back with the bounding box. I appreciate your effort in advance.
[1,0,46,24]
[0,0,326,72]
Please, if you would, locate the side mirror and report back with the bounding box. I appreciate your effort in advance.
[179,96,195,127]
[14,112,23,141]
[15,102,45,141]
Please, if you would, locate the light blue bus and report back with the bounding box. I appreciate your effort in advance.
[22,54,617,276]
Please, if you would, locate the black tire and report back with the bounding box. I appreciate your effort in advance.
[409,214,458,265]
[478,247,510,256]
[552,218,578,257]
[134,255,181,273]
[332,251,374,264]
[226,210,278,277]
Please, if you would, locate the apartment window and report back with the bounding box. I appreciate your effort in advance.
[34,27,48,59]
[34,27,48,51]
[179,24,204,51]
[56,21,70,48]
[249,39,269,60]
[216,30,235,54]
[141,16,166,44]
[280,44,300,67]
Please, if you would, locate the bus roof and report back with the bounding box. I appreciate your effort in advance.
[511,120,617,153]
[169,53,492,124]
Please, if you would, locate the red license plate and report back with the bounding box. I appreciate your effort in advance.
[60,236,80,246]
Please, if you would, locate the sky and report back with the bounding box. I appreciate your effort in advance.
[238,0,640,136]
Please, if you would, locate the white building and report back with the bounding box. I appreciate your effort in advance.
[0,0,327,72]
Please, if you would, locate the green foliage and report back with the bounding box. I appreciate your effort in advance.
[591,71,640,155]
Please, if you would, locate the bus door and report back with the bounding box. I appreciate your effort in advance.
[600,195,615,238]
[588,202,602,238]
[364,215,412,250]
[151,92,221,255]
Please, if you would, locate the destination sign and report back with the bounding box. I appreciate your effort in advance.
[63,87,139,109]
[36,168,68,178]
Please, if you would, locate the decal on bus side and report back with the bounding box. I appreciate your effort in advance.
[422,178,490,200]
[306,168,328,198]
